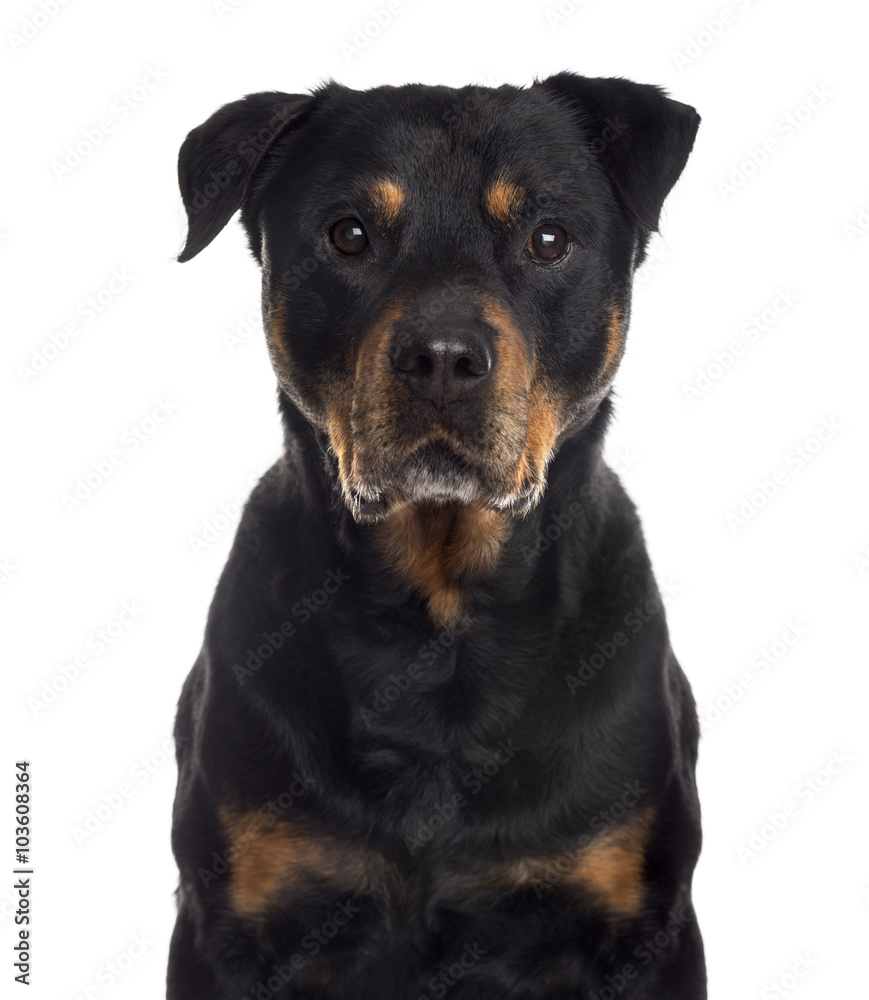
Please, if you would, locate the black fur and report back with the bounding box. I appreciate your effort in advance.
[168,74,704,999]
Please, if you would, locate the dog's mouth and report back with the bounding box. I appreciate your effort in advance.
[343,431,542,524]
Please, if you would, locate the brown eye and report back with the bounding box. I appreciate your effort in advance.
[527,224,570,264]
[330,217,368,255]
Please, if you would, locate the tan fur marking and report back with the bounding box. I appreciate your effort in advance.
[220,807,397,917]
[449,502,511,579]
[565,808,655,914]
[375,502,511,629]
[481,297,532,402]
[353,298,406,390]
[265,293,293,384]
[600,301,626,384]
[368,178,406,226]
[517,378,563,499]
[347,298,408,500]
[485,176,527,225]
[325,395,354,497]
[322,298,407,508]
[450,808,656,917]
[480,295,563,502]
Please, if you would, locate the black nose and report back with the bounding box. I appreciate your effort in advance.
[390,326,493,404]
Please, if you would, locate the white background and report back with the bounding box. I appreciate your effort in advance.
[2,0,868,997]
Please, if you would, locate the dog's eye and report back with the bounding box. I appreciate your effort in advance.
[527,224,570,264]
[330,218,369,255]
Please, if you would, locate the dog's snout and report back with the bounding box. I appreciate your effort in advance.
[390,325,493,404]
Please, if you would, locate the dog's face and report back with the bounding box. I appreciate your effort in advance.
[178,76,699,523]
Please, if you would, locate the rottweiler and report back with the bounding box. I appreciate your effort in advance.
[167,73,705,999]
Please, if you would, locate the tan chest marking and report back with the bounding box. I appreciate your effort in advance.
[220,807,399,918]
[374,500,511,629]
[444,807,656,918]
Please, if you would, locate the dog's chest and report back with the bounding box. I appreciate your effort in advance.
[330,620,546,814]
[219,616,659,972]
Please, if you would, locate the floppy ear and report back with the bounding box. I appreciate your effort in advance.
[176,91,314,262]
[539,73,700,232]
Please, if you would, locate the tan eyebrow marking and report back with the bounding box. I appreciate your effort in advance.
[485,175,527,224]
[367,177,406,225]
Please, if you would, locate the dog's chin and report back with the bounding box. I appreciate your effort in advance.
[346,443,539,524]
[399,442,483,503]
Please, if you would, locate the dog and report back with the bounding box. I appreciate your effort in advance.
[167,73,704,999]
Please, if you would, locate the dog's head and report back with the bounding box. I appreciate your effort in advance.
[177,75,699,524]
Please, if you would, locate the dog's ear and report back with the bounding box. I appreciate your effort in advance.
[177,91,314,262]
[539,73,700,232]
